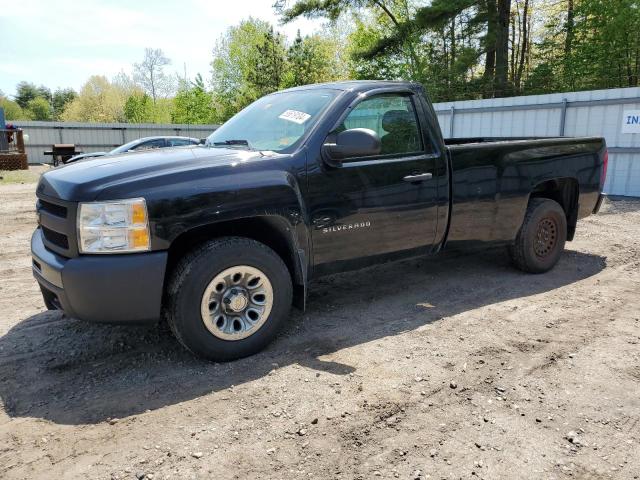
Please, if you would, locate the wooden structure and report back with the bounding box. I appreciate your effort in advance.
[0,128,28,170]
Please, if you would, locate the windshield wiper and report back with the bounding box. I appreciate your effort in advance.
[212,139,252,148]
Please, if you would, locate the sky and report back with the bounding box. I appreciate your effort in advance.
[0,0,322,97]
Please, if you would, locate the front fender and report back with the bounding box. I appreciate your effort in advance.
[149,170,308,248]
[145,168,311,307]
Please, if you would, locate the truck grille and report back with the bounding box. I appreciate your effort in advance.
[38,199,68,218]
[42,226,70,249]
[36,193,79,258]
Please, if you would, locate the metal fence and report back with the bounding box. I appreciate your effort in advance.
[12,121,218,164]
[434,87,640,197]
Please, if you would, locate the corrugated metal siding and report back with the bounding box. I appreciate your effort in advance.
[12,121,218,164]
[434,87,640,197]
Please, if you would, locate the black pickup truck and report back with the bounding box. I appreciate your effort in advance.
[32,81,607,361]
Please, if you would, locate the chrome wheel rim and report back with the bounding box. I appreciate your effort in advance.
[200,266,273,341]
[534,218,557,258]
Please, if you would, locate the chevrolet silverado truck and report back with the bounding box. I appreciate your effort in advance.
[31,81,608,361]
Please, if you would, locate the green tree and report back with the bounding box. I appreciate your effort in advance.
[211,18,274,121]
[568,0,639,89]
[123,92,154,123]
[346,14,415,81]
[247,27,288,96]
[285,30,342,87]
[529,0,640,93]
[52,88,77,120]
[279,0,522,99]
[211,18,346,121]
[0,96,28,120]
[14,81,51,109]
[278,1,426,81]
[26,97,53,120]
[172,74,216,124]
[61,75,130,122]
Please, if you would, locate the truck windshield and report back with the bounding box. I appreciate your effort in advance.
[206,88,340,152]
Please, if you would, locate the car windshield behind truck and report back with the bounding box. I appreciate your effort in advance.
[206,88,339,152]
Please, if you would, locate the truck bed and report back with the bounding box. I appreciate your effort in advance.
[444,136,606,248]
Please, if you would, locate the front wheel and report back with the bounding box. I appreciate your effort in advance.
[164,237,292,361]
[509,198,567,273]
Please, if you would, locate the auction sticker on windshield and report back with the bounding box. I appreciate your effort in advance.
[279,110,311,124]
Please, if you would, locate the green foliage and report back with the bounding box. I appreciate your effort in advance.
[247,27,288,97]
[211,18,344,122]
[347,15,413,81]
[124,92,154,123]
[567,0,639,89]
[3,84,75,121]
[52,88,77,120]
[529,0,640,93]
[172,74,216,124]
[277,0,365,22]
[61,76,131,122]
[211,18,275,122]
[26,97,53,121]
[285,30,343,86]
[283,0,640,100]
[0,96,28,120]
[12,81,57,119]
[14,82,51,109]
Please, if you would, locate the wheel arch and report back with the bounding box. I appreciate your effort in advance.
[529,177,580,241]
[165,216,308,309]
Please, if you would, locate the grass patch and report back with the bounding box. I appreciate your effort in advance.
[0,165,50,185]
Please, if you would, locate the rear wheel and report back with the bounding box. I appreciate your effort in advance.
[164,237,292,361]
[509,198,567,273]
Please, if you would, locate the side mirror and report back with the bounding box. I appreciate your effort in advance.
[322,128,381,166]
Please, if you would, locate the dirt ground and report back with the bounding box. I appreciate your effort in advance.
[0,175,639,480]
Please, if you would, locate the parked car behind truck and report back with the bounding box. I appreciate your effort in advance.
[65,136,201,163]
[31,81,608,361]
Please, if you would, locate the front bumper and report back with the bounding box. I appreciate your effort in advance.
[31,228,168,323]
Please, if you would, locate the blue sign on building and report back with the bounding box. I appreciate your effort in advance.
[622,110,640,133]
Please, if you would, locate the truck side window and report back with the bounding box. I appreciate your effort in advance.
[342,94,425,156]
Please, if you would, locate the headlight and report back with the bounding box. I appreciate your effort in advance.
[78,198,150,253]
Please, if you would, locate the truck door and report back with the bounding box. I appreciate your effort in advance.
[306,91,442,275]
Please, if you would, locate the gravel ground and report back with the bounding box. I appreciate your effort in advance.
[0,181,639,480]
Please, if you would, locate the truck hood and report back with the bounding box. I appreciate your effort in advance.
[37,146,272,201]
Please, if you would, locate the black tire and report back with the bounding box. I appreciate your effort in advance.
[164,237,292,361]
[509,198,567,274]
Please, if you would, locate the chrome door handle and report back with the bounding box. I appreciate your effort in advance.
[403,173,433,183]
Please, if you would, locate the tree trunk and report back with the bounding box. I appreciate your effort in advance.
[516,0,529,92]
[484,0,498,97]
[564,0,575,88]
[635,46,640,86]
[494,0,512,97]
[564,0,575,57]
[510,9,517,84]
[150,70,157,105]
